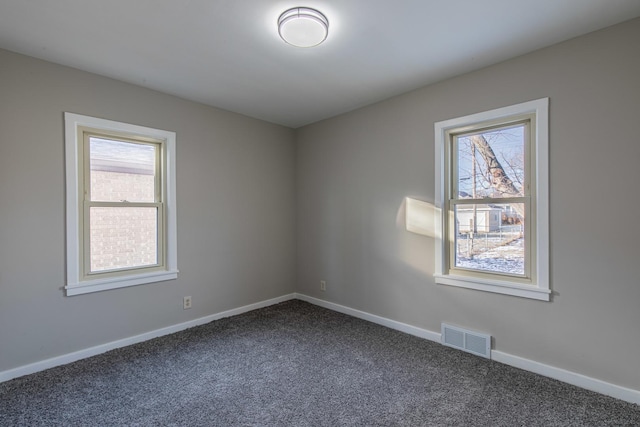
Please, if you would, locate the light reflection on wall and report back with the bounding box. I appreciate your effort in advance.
[394,197,440,278]
[404,197,440,239]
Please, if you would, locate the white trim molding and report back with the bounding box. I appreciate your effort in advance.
[492,351,640,405]
[295,294,441,342]
[297,294,640,405]
[434,98,550,301]
[2,293,638,406]
[64,112,178,296]
[0,294,296,383]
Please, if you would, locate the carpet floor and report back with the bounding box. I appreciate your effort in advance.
[1,300,639,426]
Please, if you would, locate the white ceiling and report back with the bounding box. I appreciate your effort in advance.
[1,1,639,128]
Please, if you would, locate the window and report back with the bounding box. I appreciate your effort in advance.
[65,113,177,295]
[434,99,549,300]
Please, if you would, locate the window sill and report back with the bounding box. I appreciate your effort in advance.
[66,270,179,296]
[434,273,550,301]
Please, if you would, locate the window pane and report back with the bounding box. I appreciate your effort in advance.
[89,207,158,272]
[456,124,525,199]
[453,203,525,276]
[89,137,157,202]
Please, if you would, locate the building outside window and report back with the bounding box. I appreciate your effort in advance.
[65,113,177,296]
[434,98,549,301]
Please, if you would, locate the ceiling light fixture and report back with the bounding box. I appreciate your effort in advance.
[278,7,329,48]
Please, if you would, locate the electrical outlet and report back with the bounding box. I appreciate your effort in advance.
[183,296,192,309]
[320,280,326,291]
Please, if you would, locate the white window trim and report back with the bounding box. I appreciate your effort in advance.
[434,98,550,301]
[65,113,178,296]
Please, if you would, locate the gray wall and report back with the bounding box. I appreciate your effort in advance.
[0,49,296,372]
[296,18,640,391]
[1,17,639,393]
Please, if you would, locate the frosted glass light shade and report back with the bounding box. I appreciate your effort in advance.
[278,7,328,48]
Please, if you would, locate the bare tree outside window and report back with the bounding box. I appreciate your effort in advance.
[452,124,528,276]
[434,98,548,300]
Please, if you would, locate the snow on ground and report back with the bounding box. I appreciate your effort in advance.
[456,238,524,274]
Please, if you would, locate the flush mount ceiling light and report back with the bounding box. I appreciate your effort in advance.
[278,7,329,48]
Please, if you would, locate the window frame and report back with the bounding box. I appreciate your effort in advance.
[434,98,550,301]
[82,129,164,278]
[65,113,178,296]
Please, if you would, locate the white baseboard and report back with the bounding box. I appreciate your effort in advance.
[0,293,296,383]
[296,293,640,405]
[294,293,441,342]
[491,351,640,405]
[3,292,639,406]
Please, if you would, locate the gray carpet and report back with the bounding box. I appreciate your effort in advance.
[1,300,639,426]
